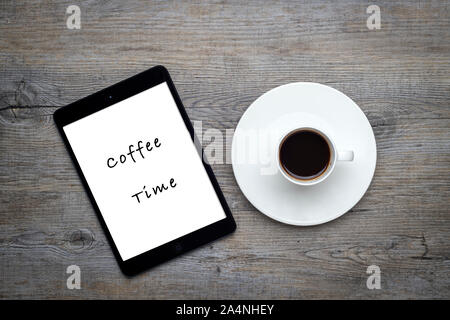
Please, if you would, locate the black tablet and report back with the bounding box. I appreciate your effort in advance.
[54,66,235,276]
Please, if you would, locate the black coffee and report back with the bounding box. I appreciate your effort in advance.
[279,130,331,180]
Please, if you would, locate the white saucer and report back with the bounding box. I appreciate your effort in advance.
[231,83,377,226]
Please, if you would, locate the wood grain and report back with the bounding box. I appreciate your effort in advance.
[0,0,449,299]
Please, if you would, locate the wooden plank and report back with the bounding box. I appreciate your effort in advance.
[0,0,449,299]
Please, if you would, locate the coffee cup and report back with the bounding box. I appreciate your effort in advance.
[277,126,354,186]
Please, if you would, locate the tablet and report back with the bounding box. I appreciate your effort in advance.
[54,66,235,275]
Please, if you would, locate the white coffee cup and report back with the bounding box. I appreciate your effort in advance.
[277,126,354,186]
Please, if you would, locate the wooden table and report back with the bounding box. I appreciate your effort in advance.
[0,0,448,299]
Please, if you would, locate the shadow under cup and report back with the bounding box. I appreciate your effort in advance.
[278,128,333,182]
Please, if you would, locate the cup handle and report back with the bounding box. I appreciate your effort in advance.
[338,150,354,161]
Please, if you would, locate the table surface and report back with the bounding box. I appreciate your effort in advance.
[0,0,449,299]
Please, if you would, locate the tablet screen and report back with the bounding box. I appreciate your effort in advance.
[63,82,226,261]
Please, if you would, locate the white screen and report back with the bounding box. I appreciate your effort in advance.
[63,82,226,261]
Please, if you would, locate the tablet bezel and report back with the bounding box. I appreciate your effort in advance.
[54,65,236,276]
